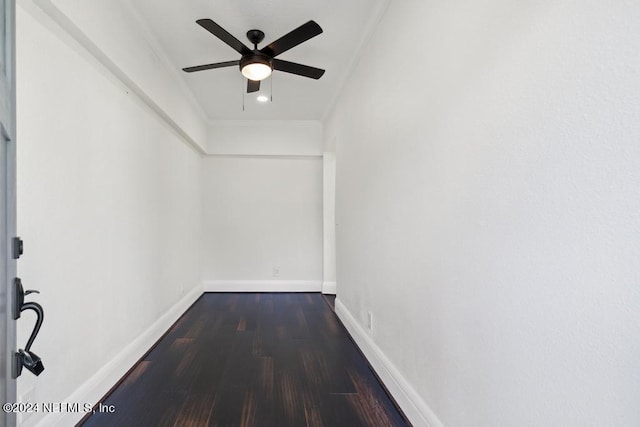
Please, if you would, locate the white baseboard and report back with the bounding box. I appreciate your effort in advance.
[321,281,337,294]
[203,280,322,292]
[38,286,203,427]
[335,299,443,427]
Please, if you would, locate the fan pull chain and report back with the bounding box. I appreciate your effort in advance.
[242,78,245,111]
[270,74,273,102]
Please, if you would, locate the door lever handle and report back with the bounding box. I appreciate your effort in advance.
[13,278,45,377]
[20,301,44,353]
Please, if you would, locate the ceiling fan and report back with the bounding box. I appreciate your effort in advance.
[182,19,325,93]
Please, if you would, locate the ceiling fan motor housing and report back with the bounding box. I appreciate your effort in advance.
[240,51,273,71]
[241,29,273,77]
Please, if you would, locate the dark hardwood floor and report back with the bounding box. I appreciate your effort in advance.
[79,293,409,427]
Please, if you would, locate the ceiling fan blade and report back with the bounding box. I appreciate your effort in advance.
[273,59,325,79]
[260,20,322,57]
[182,60,239,73]
[247,79,260,93]
[196,19,252,56]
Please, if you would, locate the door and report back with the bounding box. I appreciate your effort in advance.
[0,0,17,425]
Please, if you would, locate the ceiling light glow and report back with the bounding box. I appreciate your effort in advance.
[241,63,272,81]
[257,95,269,103]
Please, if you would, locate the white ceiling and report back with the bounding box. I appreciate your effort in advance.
[124,0,387,121]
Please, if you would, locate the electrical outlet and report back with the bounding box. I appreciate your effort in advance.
[272,267,280,277]
[367,311,373,330]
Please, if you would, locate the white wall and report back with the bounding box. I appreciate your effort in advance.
[29,0,208,152]
[202,121,324,290]
[208,120,322,156]
[325,0,640,426]
[16,5,202,425]
[201,155,323,288]
[322,152,336,294]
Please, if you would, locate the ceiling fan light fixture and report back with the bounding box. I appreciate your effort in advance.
[241,62,272,81]
[240,53,273,81]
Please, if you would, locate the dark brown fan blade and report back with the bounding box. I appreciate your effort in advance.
[260,20,322,57]
[247,79,260,93]
[196,19,252,56]
[273,59,325,79]
[182,60,239,73]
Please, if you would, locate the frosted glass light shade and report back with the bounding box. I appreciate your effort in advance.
[241,63,272,81]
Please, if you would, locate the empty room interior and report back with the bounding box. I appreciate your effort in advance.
[10,0,640,426]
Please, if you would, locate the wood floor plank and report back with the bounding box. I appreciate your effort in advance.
[172,393,215,427]
[79,293,409,427]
